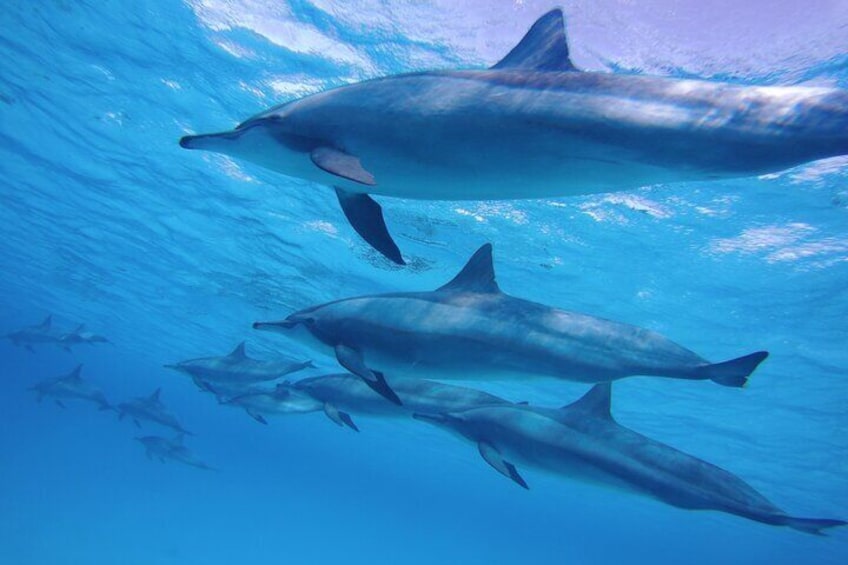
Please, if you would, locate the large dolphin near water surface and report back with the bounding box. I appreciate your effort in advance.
[414,384,846,535]
[180,9,848,264]
[254,244,768,404]
[219,373,516,429]
[165,341,314,388]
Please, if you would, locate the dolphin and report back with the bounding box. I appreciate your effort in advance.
[28,364,113,410]
[135,434,214,471]
[220,373,517,429]
[164,341,314,387]
[117,388,192,435]
[4,315,65,352]
[180,9,848,264]
[414,384,846,535]
[254,244,768,404]
[59,324,110,348]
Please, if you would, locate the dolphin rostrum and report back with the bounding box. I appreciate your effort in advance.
[220,373,517,430]
[180,9,848,264]
[28,364,112,411]
[117,388,192,435]
[414,384,845,535]
[164,341,314,388]
[135,434,214,471]
[254,244,768,404]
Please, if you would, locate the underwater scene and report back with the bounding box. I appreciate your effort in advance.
[1,1,847,563]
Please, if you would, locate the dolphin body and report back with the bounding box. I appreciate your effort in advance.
[135,434,214,471]
[59,324,110,348]
[28,365,112,410]
[5,315,65,352]
[180,9,848,264]
[414,384,846,535]
[165,341,314,388]
[221,373,516,429]
[117,388,192,435]
[254,244,768,404]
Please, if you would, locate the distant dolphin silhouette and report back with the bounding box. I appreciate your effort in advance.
[135,434,214,471]
[414,384,845,535]
[117,388,192,435]
[181,9,848,263]
[5,315,64,352]
[28,365,113,411]
[254,244,768,404]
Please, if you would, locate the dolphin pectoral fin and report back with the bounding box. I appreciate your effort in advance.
[478,441,529,490]
[323,403,360,432]
[26,345,34,353]
[697,351,769,387]
[334,188,404,265]
[333,345,402,405]
[133,419,142,428]
[311,147,376,186]
[246,408,268,425]
[55,400,66,409]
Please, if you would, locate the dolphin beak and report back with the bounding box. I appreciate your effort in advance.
[253,320,300,332]
[179,130,243,151]
[412,412,449,426]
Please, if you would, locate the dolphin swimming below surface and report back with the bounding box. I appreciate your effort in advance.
[254,244,768,404]
[117,388,192,435]
[135,434,214,471]
[4,315,65,352]
[165,341,314,387]
[28,365,113,410]
[220,373,517,429]
[414,383,846,535]
[59,324,110,348]
[180,9,848,264]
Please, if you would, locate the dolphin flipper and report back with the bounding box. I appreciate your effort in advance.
[312,148,376,186]
[334,188,404,265]
[334,344,402,406]
[478,441,529,490]
[55,400,66,409]
[246,408,268,425]
[323,402,360,432]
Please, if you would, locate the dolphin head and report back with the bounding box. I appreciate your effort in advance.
[413,412,475,442]
[253,303,335,349]
[179,103,318,178]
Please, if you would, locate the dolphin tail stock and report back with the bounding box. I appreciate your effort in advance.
[695,351,769,387]
[778,515,846,536]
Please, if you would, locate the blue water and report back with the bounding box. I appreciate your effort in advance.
[1,1,847,563]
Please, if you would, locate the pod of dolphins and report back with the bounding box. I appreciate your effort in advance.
[10,8,846,537]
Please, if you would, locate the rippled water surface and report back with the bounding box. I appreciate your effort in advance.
[1,1,847,564]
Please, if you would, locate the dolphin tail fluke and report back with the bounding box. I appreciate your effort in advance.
[781,516,846,535]
[697,351,769,387]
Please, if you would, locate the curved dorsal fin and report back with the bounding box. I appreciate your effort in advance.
[438,244,500,294]
[72,323,86,333]
[67,364,83,380]
[492,9,576,72]
[149,388,162,402]
[228,341,248,360]
[38,315,52,330]
[563,383,612,420]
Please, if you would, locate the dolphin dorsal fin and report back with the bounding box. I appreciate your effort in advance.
[72,323,86,333]
[228,341,248,360]
[438,244,500,294]
[67,364,83,380]
[492,9,576,72]
[149,388,162,402]
[565,383,613,420]
[39,315,53,330]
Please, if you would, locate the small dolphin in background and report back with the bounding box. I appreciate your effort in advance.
[59,324,110,349]
[415,384,846,535]
[4,315,64,352]
[255,244,768,404]
[181,9,848,264]
[28,365,112,411]
[165,341,314,388]
[219,373,517,430]
[135,434,214,471]
[117,388,192,435]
